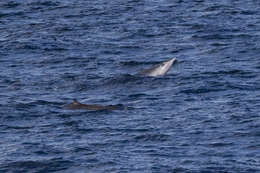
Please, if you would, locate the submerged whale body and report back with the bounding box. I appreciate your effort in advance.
[138,58,177,77]
[64,100,124,111]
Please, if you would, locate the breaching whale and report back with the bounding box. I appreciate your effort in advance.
[64,99,124,111]
[138,58,176,77]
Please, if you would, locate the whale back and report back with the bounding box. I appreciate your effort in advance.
[64,100,124,111]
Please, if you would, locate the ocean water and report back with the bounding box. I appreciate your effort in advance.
[1,0,260,172]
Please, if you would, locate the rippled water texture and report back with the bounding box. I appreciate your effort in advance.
[1,0,260,172]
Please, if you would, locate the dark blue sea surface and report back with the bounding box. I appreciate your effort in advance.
[1,0,260,172]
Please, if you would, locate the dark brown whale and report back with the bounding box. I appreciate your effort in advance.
[64,100,124,111]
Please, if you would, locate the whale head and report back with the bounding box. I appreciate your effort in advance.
[139,58,177,77]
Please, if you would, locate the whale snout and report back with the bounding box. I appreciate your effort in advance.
[168,58,177,64]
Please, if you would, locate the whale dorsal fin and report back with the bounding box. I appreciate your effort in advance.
[73,99,80,105]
